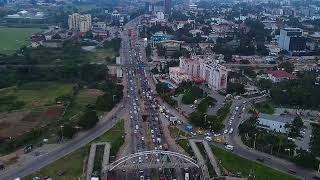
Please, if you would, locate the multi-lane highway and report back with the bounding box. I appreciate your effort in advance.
[110,16,202,180]
[0,102,126,180]
[114,17,177,180]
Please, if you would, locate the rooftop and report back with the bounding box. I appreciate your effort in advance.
[267,70,296,79]
[258,113,293,124]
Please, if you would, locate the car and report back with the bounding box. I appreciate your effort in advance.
[256,158,265,162]
[229,128,234,134]
[288,169,296,174]
[313,176,320,180]
[141,137,145,141]
[190,131,197,136]
[223,129,228,134]
[197,130,204,135]
[225,144,234,151]
[204,131,211,136]
[205,136,212,141]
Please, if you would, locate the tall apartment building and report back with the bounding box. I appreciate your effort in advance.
[164,0,171,15]
[278,28,306,52]
[199,58,228,90]
[68,13,92,33]
[169,55,228,90]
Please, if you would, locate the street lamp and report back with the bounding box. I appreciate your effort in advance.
[60,125,64,142]
[253,133,257,149]
[113,95,117,103]
[204,114,208,124]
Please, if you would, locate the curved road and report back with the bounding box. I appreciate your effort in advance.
[0,100,126,180]
[227,99,318,180]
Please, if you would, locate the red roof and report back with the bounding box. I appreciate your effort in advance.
[267,70,296,79]
[316,117,320,124]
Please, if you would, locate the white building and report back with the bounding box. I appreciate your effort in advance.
[68,13,92,33]
[169,55,228,90]
[258,113,293,133]
[199,59,228,90]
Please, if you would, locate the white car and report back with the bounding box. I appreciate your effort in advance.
[229,128,234,134]
[224,129,228,134]
[205,136,212,141]
[225,144,234,151]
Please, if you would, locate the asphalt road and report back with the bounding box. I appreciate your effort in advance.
[226,96,318,180]
[0,102,126,180]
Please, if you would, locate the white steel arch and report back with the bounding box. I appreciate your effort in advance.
[107,150,199,171]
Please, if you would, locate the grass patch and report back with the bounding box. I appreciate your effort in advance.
[1,81,75,109]
[196,142,216,177]
[25,120,125,180]
[168,126,191,139]
[62,89,103,122]
[196,96,216,113]
[210,145,299,180]
[0,27,42,54]
[255,102,275,114]
[176,139,195,158]
[89,48,117,64]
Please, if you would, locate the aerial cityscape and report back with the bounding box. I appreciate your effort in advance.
[0,0,320,179]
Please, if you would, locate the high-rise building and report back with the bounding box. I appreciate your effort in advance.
[169,55,228,90]
[164,0,171,15]
[68,13,92,33]
[278,28,306,52]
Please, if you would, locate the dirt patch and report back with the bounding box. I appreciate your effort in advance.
[83,89,104,97]
[0,106,64,139]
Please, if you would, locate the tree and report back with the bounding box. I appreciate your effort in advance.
[77,109,99,130]
[226,82,245,95]
[287,116,304,138]
[156,45,166,57]
[293,149,319,169]
[257,79,273,90]
[279,61,294,73]
[59,123,77,139]
[224,53,233,62]
[145,44,152,58]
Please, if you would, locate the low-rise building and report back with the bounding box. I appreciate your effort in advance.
[169,67,189,84]
[267,70,297,83]
[258,113,293,133]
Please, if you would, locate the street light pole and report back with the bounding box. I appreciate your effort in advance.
[60,125,64,142]
[204,114,207,124]
[253,133,257,149]
[113,95,116,103]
